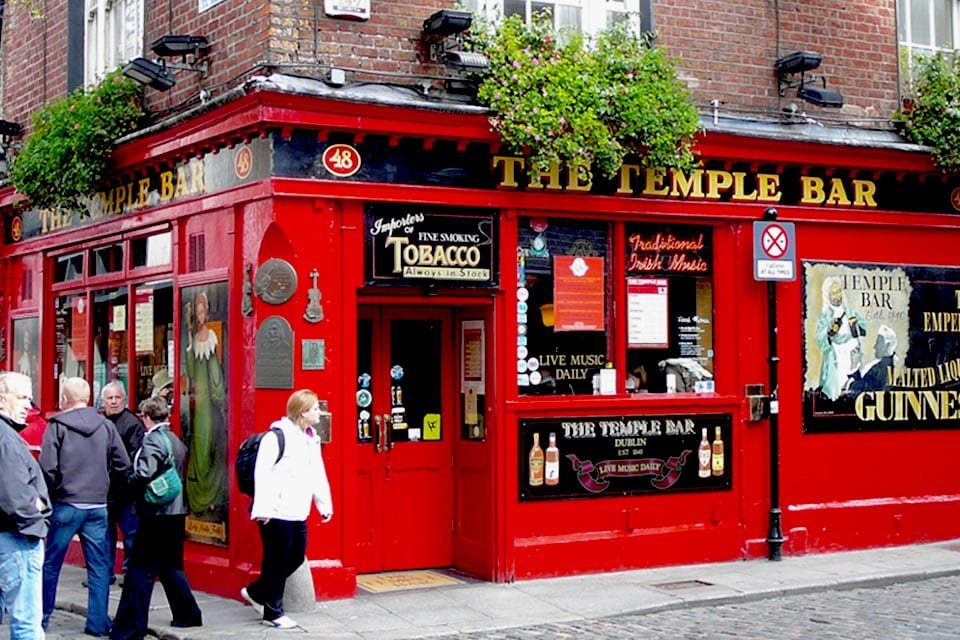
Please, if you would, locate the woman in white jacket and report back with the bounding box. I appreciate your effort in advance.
[240,389,332,629]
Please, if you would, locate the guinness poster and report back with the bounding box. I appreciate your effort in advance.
[803,261,960,432]
[365,204,498,287]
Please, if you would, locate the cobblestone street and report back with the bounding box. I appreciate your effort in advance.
[434,575,960,640]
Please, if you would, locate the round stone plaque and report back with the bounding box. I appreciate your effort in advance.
[254,259,298,305]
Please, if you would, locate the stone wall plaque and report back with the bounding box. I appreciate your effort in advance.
[254,258,297,305]
[255,316,294,389]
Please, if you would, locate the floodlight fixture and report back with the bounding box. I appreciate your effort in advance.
[151,35,210,59]
[423,9,472,37]
[122,57,177,91]
[775,50,843,109]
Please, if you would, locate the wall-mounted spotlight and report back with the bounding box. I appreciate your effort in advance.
[122,58,177,91]
[423,9,472,37]
[122,35,211,91]
[0,119,22,137]
[152,35,210,59]
[775,50,843,109]
[422,9,489,76]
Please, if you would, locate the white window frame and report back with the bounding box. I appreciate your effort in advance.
[463,0,641,37]
[897,0,960,68]
[85,0,144,86]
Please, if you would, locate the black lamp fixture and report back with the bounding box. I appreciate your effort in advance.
[122,57,177,91]
[151,35,210,59]
[0,119,22,138]
[122,34,210,91]
[775,50,844,109]
[422,9,489,75]
[423,9,472,37]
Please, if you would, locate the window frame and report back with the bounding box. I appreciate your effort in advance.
[897,0,960,90]
[84,0,144,85]
[464,0,644,37]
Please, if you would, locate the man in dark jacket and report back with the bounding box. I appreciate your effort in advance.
[39,376,130,637]
[101,380,144,585]
[110,396,202,640]
[0,371,51,639]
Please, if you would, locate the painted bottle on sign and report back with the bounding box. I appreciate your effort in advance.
[545,432,560,486]
[698,428,711,478]
[712,426,725,476]
[528,433,544,487]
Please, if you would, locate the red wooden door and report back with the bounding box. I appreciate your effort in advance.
[355,306,455,572]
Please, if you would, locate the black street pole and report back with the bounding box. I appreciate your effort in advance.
[764,207,784,561]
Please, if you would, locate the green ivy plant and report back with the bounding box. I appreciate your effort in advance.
[10,69,143,209]
[471,14,700,181]
[896,53,960,174]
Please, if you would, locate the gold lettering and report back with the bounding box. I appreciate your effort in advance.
[493,155,524,188]
[800,176,825,204]
[730,172,757,202]
[190,160,205,194]
[173,167,188,198]
[825,178,851,206]
[617,164,641,194]
[136,178,150,208]
[705,170,733,199]
[853,179,877,207]
[670,169,704,199]
[530,162,562,191]
[567,162,592,191]
[642,167,669,196]
[160,170,174,202]
[756,173,782,202]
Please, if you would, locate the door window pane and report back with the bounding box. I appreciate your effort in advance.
[92,286,128,404]
[54,293,88,384]
[133,280,173,408]
[390,319,442,442]
[518,217,610,395]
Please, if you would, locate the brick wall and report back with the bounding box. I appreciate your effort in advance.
[655,0,900,120]
[0,0,902,133]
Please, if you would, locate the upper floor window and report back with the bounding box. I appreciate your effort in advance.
[85,0,144,85]
[463,0,646,37]
[898,0,959,74]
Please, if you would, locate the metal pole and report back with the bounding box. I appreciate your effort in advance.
[764,207,784,561]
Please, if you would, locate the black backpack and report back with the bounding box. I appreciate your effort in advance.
[236,426,285,497]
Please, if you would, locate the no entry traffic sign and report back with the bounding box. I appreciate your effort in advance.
[753,221,796,281]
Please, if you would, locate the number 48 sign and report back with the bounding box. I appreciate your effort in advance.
[753,221,797,281]
[321,144,362,178]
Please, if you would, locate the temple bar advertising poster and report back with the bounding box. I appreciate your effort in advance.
[519,414,732,501]
[365,204,498,287]
[802,261,960,432]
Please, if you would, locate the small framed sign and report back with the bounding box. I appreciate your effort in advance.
[324,0,370,20]
[302,339,326,370]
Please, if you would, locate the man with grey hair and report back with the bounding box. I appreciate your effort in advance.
[0,371,51,639]
[846,324,898,393]
[40,377,129,637]
[100,381,144,585]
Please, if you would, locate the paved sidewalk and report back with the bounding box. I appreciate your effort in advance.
[42,538,960,639]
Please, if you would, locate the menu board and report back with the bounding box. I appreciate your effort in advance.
[627,278,668,348]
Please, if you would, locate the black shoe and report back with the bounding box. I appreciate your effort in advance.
[170,618,203,628]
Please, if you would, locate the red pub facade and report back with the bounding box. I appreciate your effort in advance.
[2,0,960,601]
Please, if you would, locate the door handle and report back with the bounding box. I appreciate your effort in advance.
[382,413,393,451]
[374,415,383,452]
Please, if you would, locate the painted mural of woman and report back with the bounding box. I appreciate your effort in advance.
[184,290,227,515]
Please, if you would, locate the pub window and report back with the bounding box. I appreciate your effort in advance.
[132,231,172,269]
[54,293,88,382]
[55,252,84,283]
[92,287,129,403]
[91,243,124,276]
[132,280,173,407]
[517,217,611,395]
[623,223,715,394]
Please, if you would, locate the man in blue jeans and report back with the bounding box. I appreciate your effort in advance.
[40,377,129,637]
[0,371,51,640]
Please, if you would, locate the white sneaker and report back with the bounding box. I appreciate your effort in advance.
[262,615,298,629]
[240,587,264,616]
